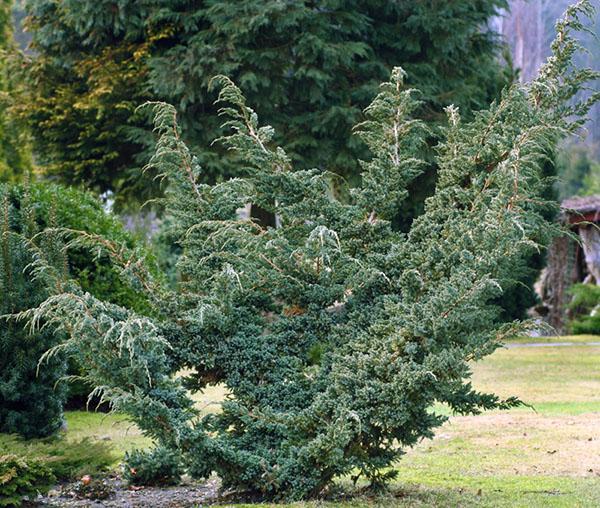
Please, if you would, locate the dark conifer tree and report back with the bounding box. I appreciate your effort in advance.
[18,0,510,203]
[0,183,67,438]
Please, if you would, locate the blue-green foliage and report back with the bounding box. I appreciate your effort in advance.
[20,2,599,500]
[124,447,182,487]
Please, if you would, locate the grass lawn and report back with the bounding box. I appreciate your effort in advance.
[507,334,600,344]
[2,336,598,507]
[386,335,600,507]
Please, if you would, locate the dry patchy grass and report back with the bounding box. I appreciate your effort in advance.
[471,343,600,410]
[401,412,600,478]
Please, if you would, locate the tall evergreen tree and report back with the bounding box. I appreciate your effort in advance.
[17,0,511,207]
[20,1,598,498]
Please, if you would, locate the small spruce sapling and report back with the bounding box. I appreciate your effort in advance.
[0,184,68,438]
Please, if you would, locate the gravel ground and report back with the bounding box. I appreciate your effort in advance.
[32,476,222,507]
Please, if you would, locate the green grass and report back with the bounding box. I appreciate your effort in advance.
[0,411,149,479]
[507,334,600,344]
[64,411,150,456]
[471,343,600,412]
[361,336,600,508]
[0,432,117,480]
[228,475,600,507]
[2,335,599,506]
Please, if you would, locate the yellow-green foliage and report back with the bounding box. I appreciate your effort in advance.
[0,454,54,507]
[0,0,32,183]
[0,434,115,481]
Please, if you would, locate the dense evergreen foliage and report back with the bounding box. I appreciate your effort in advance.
[0,182,153,437]
[0,183,67,438]
[17,2,598,499]
[17,0,511,207]
[568,283,600,334]
[13,0,547,321]
[14,0,543,320]
[124,447,183,487]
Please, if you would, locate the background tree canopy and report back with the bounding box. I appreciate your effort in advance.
[16,0,511,208]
